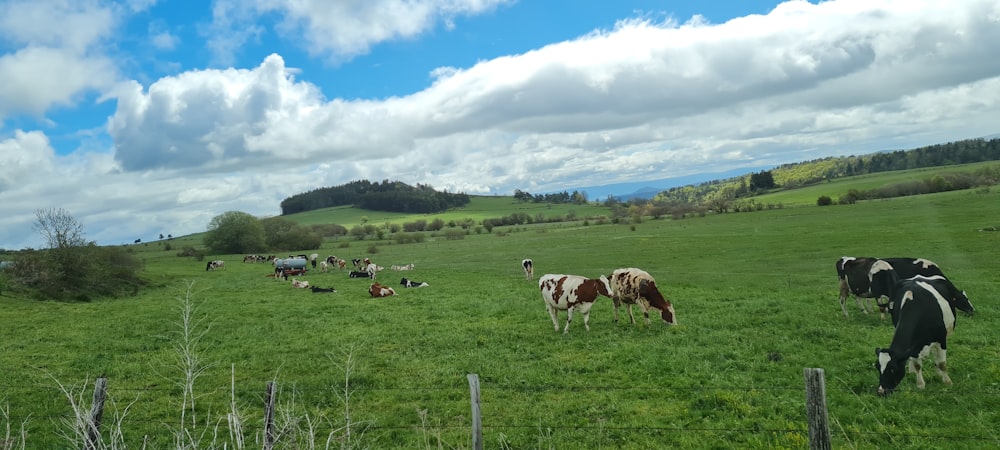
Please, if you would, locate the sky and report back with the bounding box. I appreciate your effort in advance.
[1,0,999,250]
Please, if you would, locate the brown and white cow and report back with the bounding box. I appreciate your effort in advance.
[369,282,396,298]
[608,268,677,326]
[538,274,613,333]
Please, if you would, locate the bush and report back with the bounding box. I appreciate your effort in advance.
[7,245,146,301]
[817,195,833,206]
[444,229,465,240]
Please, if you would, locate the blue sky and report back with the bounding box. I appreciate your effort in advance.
[2,0,999,249]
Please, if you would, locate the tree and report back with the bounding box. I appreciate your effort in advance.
[204,211,266,254]
[9,209,145,300]
[33,208,87,249]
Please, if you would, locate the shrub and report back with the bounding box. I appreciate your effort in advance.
[817,195,833,206]
[444,229,465,240]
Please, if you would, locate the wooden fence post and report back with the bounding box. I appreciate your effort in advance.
[263,381,276,450]
[83,377,107,450]
[803,368,831,450]
[467,374,482,450]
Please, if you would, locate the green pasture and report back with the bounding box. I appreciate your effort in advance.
[2,188,999,448]
[755,161,1000,207]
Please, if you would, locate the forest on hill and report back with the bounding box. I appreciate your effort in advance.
[280,179,470,215]
[655,137,1000,205]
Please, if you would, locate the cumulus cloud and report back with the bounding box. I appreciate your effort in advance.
[3,0,1000,249]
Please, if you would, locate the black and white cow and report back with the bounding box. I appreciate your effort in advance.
[836,257,949,317]
[400,277,428,288]
[522,259,533,280]
[868,261,975,324]
[348,271,370,278]
[874,276,960,395]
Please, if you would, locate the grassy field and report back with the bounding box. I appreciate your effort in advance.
[754,161,1000,207]
[2,187,999,448]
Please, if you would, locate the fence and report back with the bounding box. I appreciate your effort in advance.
[57,369,833,450]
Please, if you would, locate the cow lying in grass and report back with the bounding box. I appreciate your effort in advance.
[538,273,612,333]
[310,286,336,293]
[400,277,428,288]
[291,279,310,289]
[369,282,396,298]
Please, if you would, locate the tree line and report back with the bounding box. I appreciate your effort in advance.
[655,137,1000,205]
[280,179,470,215]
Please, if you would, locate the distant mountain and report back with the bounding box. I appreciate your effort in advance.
[568,166,774,201]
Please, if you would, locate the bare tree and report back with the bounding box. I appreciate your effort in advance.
[33,208,86,249]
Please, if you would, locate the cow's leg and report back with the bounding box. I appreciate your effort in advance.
[563,308,574,334]
[582,310,590,332]
[612,298,621,323]
[546,305,560,332]
[626,304,637,324]
[639,300,652,325]
[838,279,851,317]
[933,345,952,385]
[908,357,926,389]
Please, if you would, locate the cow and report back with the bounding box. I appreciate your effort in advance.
[874,276,960,395]
[365,263,382,279]
[391,264,415,271]
[319,261,329,272]
[400,277,428,288]
[608,268,677,326]
[538,274,612,333]
[522,259,534,280]
[206,260,225,271]
[309,253,319,268]
[310,286,336,293]
[837,257,951,317]
[868,261,975,324]
[290,279,310,289]
[369,282,396,298]
[349,271,370,278]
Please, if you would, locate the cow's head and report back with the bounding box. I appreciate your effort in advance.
[639,279,677,325]
[874,347,906,396]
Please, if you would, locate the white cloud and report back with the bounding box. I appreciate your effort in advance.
[3,0,1000,249]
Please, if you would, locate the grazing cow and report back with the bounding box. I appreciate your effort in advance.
[608,268,677,326]
[290,279,310,289]
[310,286,336,293]
[320,261,329,272]
[522,259,533,280]
[391,264,415,271]
[538,274,612,333]
[309,253,319,268]
[352,258,363,270]
[206,260,225,271]
[400,277,428,288]
[369,282,396,298]
[837,257,951,317]
[874,276,959,395]
[868,262,975,324]
[349,271,370,278]
[337,259,347,270]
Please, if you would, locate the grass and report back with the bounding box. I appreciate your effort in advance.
[1,187,999,448]
[754,161,1000,206]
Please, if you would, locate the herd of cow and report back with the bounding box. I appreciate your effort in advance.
[531,256,977,396]
[235,254,427,298]
[224,253,975,395]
